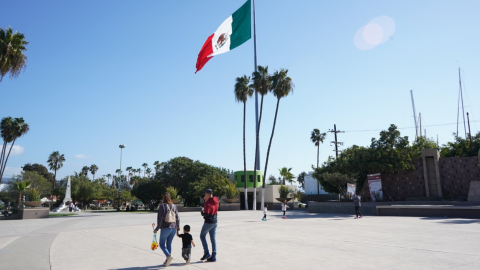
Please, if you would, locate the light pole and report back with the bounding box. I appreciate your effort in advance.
[118,144,125,211]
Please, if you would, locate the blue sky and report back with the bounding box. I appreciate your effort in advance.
[1,0,479,183]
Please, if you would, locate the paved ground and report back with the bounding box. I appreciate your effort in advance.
[1,210,480,270]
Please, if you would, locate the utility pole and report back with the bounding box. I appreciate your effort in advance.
[467,112,473,149]
[329,124,344,158]
[419,112,422,137]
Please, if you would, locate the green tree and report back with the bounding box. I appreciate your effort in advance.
[47,151,65,188]
[311,129,327,168]
[410,136,438,158]
[21,171,52,198]
[0,117,30,183]
[106,173,112,186]
[0,27,29,82]
[263,69,294,192]
[193,174,231,199]
[250,65,272,208]
[14,180,31,206]
[234,74,253,210]
[440,132,480,157]
[22,163,55,184]
[142,163,148,176]
[155,156,229,206]
[311,128,326,199]
[131,179,164,210]
[146,167,152,177]
[297,171,307,190]
[278,167,295,185]
[81,166,89,177]
[313,124,415,193]
[317,172,356,201]
[89,164,98,180]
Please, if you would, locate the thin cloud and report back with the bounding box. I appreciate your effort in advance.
[74,154,92,159]
[7,145,24,156]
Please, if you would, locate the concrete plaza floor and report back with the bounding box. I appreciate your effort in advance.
[1,210,480,270]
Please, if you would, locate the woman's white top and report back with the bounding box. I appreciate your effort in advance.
[281,203,289,211]
[263,207,267,214]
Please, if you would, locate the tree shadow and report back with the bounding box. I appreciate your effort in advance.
[420,217,480,224]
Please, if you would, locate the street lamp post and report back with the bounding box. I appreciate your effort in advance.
[118,144,125,211]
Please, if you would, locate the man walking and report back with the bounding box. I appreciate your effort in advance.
[200,189,218,262]
[353,194,362,219]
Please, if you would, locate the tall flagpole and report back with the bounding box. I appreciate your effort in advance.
[252,0,261,211]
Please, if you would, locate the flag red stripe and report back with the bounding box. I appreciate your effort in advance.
[195,34,214,74]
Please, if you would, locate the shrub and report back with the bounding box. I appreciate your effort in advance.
[278,185,290,198]
[224,181,239,199]
[166,186,179,199]
[27,187,41,201]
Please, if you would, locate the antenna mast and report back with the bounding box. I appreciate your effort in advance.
[410,90,418,140]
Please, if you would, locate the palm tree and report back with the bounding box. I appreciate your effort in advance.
[0,117,29,183]
[89,164,98,180]
[115,169,121,188]
[311,128,327,200]
[81,166,89,177]
[263,69,294,185]
[0,27,29,82]
[142,163,148,176]
[126,166,133,183]
[234,75,253,210]
[136,168,142,176]
[250,65,271,210]
[146,167,152,177]
[14,180,31,207]
[153,161,160,173]
[278,167,295,185]
[106,174,112,186]
[47,151,66,189]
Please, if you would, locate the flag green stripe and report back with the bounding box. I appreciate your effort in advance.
[230,0,251,50]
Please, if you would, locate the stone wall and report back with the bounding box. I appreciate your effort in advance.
[360,156,480,201]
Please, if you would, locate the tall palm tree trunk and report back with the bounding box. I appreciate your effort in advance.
[0,138,17,182]
[263,98,281,188]
[317,144,320,201]
[243,101,248,210]
[256,95,265,210]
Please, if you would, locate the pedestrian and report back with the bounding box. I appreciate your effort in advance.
[353,194,362,219]
[68,201,74,212]
[153,192,180,267]
[281,200,289,219]
[262,204,268,221]
[200,188,219,262]
[177,224,195,265]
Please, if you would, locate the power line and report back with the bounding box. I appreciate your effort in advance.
[344,120,480,133]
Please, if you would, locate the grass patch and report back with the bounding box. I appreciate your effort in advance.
[49,213,78,217]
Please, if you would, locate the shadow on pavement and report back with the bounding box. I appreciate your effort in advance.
[110,261,207,270]
[420,217,480,224]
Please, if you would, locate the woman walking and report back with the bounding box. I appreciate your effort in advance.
[154,192,180,266]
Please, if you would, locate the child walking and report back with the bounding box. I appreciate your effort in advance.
[262,204,268,221]
[281,200,289,219]
[177,225,195,265]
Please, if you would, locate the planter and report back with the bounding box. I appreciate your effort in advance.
[222,198,239,203]
[275,198,292,203]
[23,201,43,207]
[171,199,180,204]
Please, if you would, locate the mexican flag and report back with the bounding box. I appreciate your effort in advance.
[195,0,251,73]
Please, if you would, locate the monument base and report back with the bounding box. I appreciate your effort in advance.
[19,207,49,219]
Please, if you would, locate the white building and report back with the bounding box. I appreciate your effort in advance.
[303,171,327,195]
